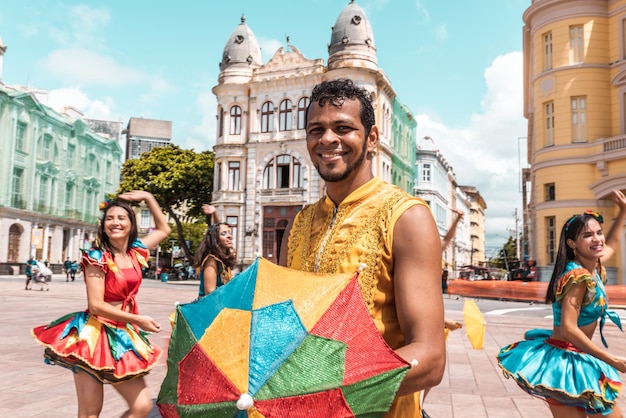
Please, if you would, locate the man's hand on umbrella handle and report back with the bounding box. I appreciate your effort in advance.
[444,319,462,331]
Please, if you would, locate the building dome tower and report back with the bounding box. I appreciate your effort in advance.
[328,0,377,70]
[218,15,263,84]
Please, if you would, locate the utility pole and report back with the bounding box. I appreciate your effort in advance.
[502,248,509,271]
[514,208,521,260]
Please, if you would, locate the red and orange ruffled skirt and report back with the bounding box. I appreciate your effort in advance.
[32,310,161,384]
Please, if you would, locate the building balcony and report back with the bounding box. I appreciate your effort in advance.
[35,201,50,214]
[211,190,245,204]
[603,135,626,153]
[10,197,26,210]
[65,209,83,220]
[259,188,305,204]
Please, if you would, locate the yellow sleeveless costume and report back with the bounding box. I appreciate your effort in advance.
[287,177,430,417]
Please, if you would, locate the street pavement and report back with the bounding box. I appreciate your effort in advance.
[1,274,625,417]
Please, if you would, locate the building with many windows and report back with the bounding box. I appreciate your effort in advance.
[522,0,626,283]
[460,185,487,269]
[414,136,485,278]
[210,2,418,267]
[392,99,417,193]
[124,117,172,160]
[0,78,122,273]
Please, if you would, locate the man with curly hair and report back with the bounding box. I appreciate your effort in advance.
[280,78,445,417]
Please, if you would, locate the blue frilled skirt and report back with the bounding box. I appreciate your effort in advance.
[497,329,621,415]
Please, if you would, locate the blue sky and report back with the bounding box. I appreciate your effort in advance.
[0,0,530,255]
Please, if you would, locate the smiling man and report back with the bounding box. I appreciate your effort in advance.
[279,78,445,418]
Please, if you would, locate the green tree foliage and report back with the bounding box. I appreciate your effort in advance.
[117,145,214,260]
[490,236,518,271]
[161,222,208,262]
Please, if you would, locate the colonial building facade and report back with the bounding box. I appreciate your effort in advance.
[0,80,122,273]
[210,2,418,267]
[414,136,486,278]
[523,0,626,283]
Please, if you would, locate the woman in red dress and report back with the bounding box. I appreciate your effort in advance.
[32,190,171,418]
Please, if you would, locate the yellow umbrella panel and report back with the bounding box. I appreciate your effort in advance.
[463,299,486,350]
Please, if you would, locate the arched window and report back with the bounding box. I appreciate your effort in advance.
[279,99,292,131]
[218,107,224,137]
[261,102,274,133]
[297,97,309,129]
[263,154,303,189]
[8,224,22,263]
[230,105,241,135]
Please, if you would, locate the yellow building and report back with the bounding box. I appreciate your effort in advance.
[523,0,626,283]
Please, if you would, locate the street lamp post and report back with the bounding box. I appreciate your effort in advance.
[170,240,176,267]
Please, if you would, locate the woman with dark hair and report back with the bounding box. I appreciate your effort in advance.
[498,190,626,418]
[32,190,171,418]
[195,221,236,298]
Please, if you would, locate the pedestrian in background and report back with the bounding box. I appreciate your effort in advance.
[24,255,37,290]
[69,259,79,281]
[279,78,445,417]
[63,257,72,282]
[498,190,626,417]
[32,190,171,418]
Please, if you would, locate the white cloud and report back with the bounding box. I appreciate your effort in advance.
[414,0,431,24]
[172,91,217,152]
[46,5,110,49]
[435,23,449,41]
[40,48,145,86]
[46,87,115,120]
[69,5,110,34]
[258,38,285,63]
[416,51,525,254]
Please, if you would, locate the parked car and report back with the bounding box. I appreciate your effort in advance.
[509,260,537,282]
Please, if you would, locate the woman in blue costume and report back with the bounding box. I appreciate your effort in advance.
[32,191,171,418]
[498,190,626,417]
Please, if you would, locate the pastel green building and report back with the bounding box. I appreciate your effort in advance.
[391,98,416,193]
[0,81,122,272]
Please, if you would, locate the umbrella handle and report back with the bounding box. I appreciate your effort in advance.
[237,393,254,410]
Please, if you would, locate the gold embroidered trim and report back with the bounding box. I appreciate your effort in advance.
[288,186,413,310]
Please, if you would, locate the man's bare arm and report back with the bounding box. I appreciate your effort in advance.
[392,204,446,395]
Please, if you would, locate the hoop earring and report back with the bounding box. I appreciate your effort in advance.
[573,248,579,259]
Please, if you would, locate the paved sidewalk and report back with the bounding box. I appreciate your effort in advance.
[425,294,626,418]
[1,276,625,417]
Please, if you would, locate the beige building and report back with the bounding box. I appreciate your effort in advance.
[460,186,487,268]
[523,0,626,283]
[210,3,416,267]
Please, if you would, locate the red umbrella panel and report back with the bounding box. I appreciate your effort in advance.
[157,257,410,417]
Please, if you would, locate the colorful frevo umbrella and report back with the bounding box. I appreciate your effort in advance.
[463,299,486,350]
[157,257,410,417]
